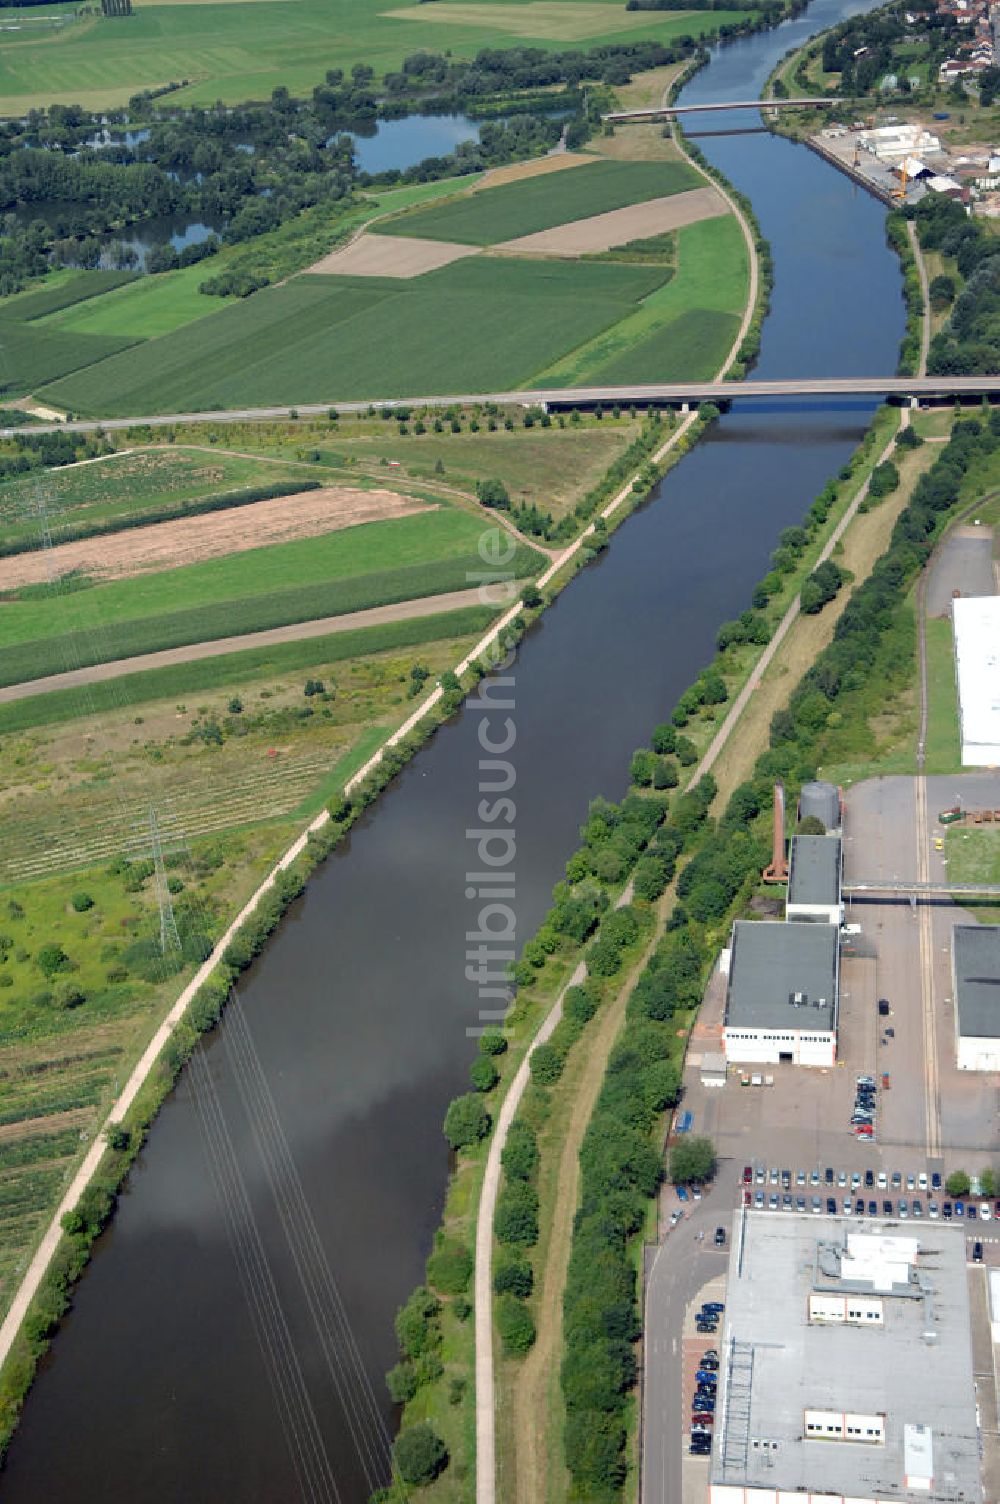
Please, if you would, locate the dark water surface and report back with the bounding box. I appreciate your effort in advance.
[1,2,902,1499]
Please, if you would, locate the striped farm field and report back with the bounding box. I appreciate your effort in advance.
[375,158,701,245]
[41,258,670,415]
[0,509,540,686]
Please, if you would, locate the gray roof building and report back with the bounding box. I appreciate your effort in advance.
[711,1214,981,1503]
[788,833,843,911]
[725,920,839,1034]
[953,923,1000,1038]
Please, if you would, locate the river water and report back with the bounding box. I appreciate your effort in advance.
[0,3,900,1499]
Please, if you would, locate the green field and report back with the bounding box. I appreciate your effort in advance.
[0,602,497,735]
[0,318,140,399]
[376,159,699,244]
[924,614,962,774]
[0,0,752,112]
[1,270,139,323]
[0,507,540,685]
[535,215,748,384]
[0,446,312,552]
[42,257,672,414]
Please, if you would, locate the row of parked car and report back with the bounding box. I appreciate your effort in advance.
[751,1191,986,1221]
[690,1315,723,1456]
[851,1075,877,1139]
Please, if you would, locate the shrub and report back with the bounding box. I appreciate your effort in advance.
[494,1251,533,1298]
[70,892,94,912]
[393,1424,448,1486]
[479,1029,508,1056]
[386,1361,418,1403]
[426,1240,473,1296]
[495,1181,539,1246]
[443,1093,491,1150]
[669,1136,716,1185]
[36,943,70,977]
[497,1293,536,1354]
[470,1055,500,1092]
[501,1121,538,1182]
[394,1286,440,1359]
[530,1042,564,1084]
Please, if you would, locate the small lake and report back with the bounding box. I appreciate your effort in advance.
[7,200,220,270]
[347,113,482,174]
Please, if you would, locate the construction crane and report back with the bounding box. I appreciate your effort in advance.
[894,158,909,200]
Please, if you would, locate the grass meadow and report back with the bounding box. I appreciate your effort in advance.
[0,0,752,112]
[0,446,310,551]
[42,257,671,414]
[376,158,700,244]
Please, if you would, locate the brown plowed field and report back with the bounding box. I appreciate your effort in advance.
[0,486,431,589]
[304,233,478,278]
[494,185,727,256]
[474,151,594,190]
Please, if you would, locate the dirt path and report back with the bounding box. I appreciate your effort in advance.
[0,587,492,704]
[908,221,931,379]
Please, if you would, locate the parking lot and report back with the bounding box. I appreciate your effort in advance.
[644,771,1000,1504]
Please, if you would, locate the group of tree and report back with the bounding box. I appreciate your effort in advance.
[916,194,1000,377]
[799,558,844,615]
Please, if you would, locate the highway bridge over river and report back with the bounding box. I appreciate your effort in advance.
[605,96,858,121]
[9,376,1000,437]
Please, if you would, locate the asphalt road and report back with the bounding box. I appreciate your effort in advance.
[7,377,1000,441]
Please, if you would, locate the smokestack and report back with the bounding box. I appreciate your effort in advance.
[763,781,789,884]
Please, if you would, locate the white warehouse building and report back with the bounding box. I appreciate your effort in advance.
[722,920,839,1067]
[952,595,1000,766]
[708,1215,981,1504]
[953,922,1000,1071]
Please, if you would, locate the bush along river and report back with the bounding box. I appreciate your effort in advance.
[0,1,902,1499]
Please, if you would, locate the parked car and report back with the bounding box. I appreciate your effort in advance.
[699,1356,719,1370]
[742,1165,753,1184]
[868,1200,877,1216]
[943,1201,953,1219]
[969,1204,978,1221]
[883,1199,893,1215]
[851,1172,861,1189]
[825,1167,834,1184]
[677,1187,689,1202]
[754,1191,764,1209]
[981,1203,992,1222]
[812,1196,822,1214]
[891,1171,902,1189]
[696,1370,717,1385]
[692,1412,714,1424]
[918,1172,928,1190]
[929,1200,939,1218]
[931,1172,942,1191]
[877,1171,888,1189]
[974,1241,984,1264]
[714,1227,726,1246]
[899,1200,908,1218]
[768,1193,779,1209]
[864,1170,875,1188]
[855,1197,865,1215]
[826,1196,837,1214]
[907,1174,916,1191]
[843,1199,852,1215]
[703,1303,725,1314]
[912,1199,923,1218]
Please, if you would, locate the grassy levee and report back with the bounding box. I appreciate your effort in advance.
[0,604,498,736]
[375,159,700,244]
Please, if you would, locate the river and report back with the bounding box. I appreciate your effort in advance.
[0,2,900,1499]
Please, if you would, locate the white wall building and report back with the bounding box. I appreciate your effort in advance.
[723,920,838,1067]
[708,1216,981,1504]
[952,595,1000,766]
[953,923,1000,1070]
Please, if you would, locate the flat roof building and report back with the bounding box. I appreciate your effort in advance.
[787,833,843,925]
[709,1214,981,1504]
[723,920,838,1067]
[952,595,1000,766]
[953,922,1000,1071]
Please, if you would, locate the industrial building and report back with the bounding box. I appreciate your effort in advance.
[722,920,838,1067]
[786,834,843,926]
[953,922,1000,1071]
[709,1215,981,1504]
[952,595,1000,766]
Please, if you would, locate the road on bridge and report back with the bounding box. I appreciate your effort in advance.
[6,376,1000,439]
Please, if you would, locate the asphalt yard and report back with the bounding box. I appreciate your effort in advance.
[643,770,1000,1504]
